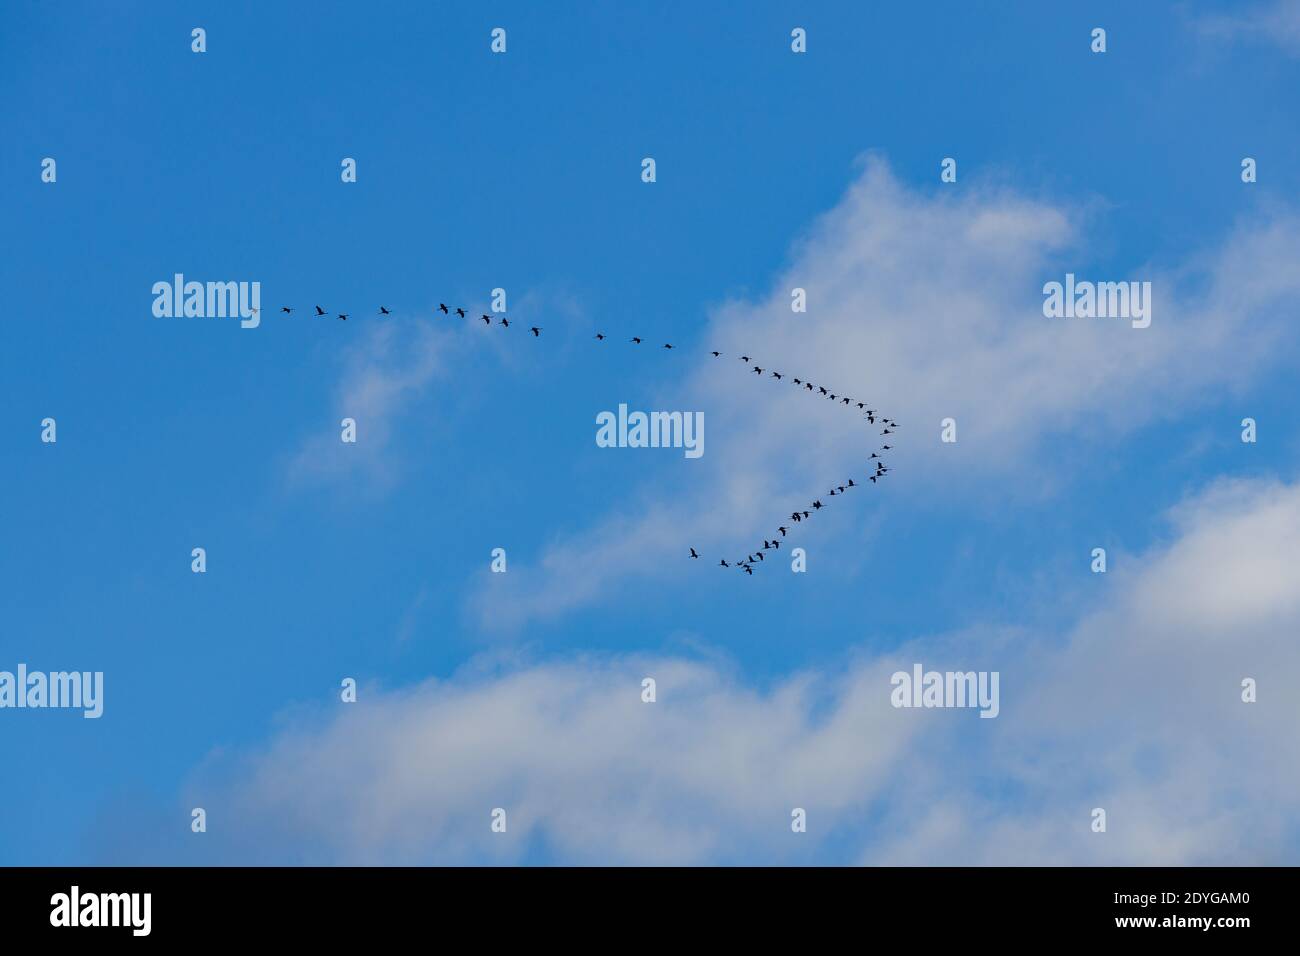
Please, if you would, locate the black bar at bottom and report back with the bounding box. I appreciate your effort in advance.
[0,866,1279,941]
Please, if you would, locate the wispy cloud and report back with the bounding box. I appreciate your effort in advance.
[468,156,1300,629]
[283,320,447,495]
[1195,0,1300,56]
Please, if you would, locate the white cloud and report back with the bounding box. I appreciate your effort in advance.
[471,156,1300,628]
[172,476,1300,864]
[1196,0,1300,56]
[284,320,448,494]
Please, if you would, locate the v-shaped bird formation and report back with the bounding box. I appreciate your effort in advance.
[279,300,898,576]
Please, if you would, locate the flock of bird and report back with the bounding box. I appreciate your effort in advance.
[277,300,898,576]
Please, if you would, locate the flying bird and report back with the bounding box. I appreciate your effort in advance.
[631,337,642,344]
[315,306,327,316]
[690,548,699,559]
[281,307,294,314]
[711,351,721,357]
[530,327,541,337]
[596,333,606,340]
[337,313,349,321]
[481,315,492,325]
[379,306,391,315]
[438,304,449,314]
[456,308,466,318]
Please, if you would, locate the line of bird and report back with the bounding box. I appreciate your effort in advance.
[276,300,898,576]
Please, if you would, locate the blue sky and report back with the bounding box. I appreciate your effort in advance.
[3,1,1300,865]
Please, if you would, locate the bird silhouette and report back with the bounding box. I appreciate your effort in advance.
[720,559,729,568]
[456,308,466,318]
[480,315,492,325]
[337,313,349,321]
[315,306,327,316]
[281,307,294,314]
[631,337,642,344]
[530,327,541,337]
[743,565,754,575]
[379,307,391,315]
[596,333,606,340]
[501,318,510,327]
[711,351,721,357]
[778,527,788,536]
[690,548,699,559]
[664,343,674,350]
[438,304,449,314]
[753,367,763,374]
